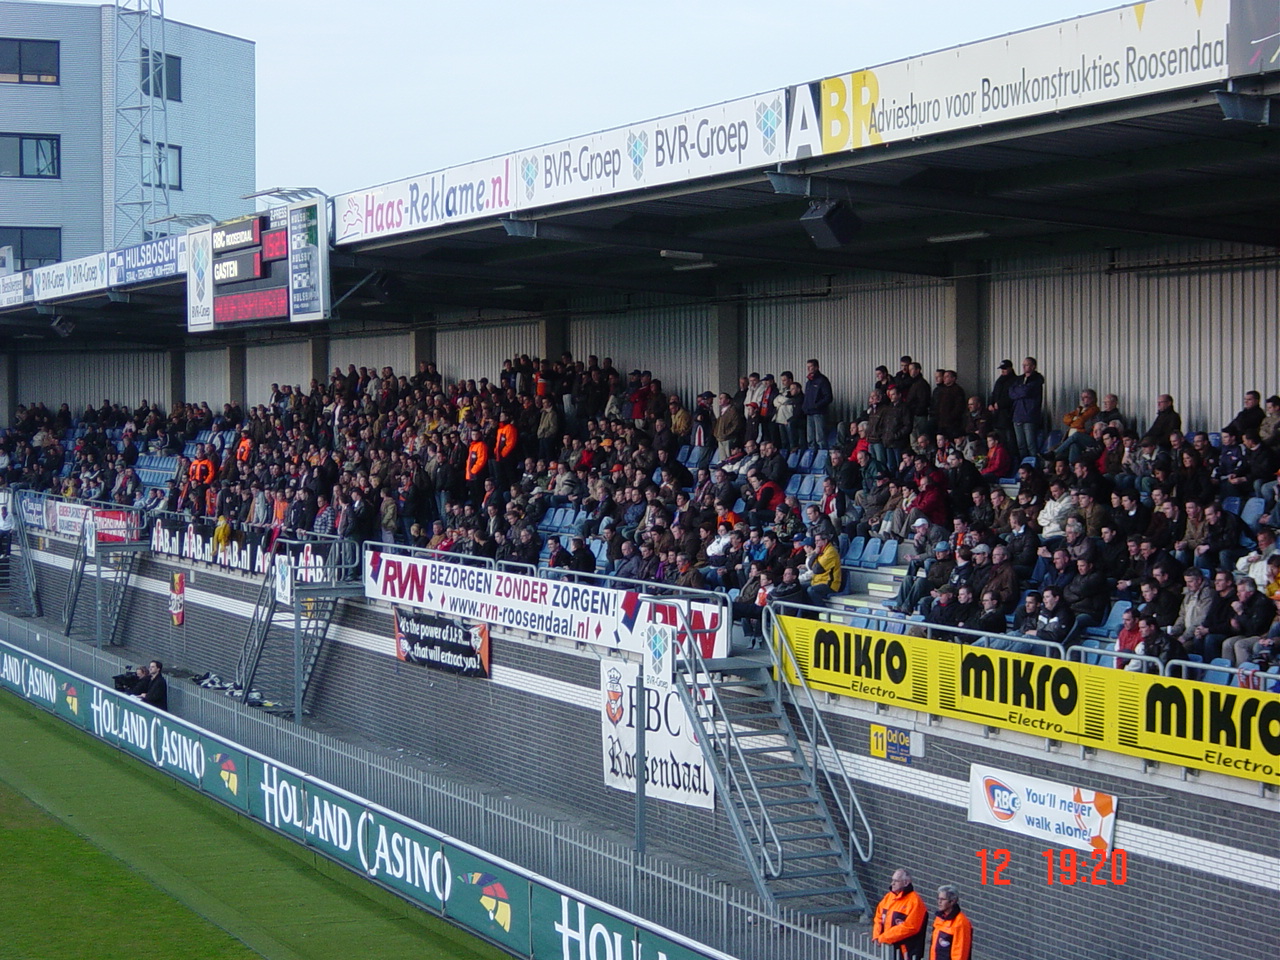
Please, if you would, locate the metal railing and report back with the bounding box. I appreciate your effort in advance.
[0,611,883,960]
[763,602,874,864]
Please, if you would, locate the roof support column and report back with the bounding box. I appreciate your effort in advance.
[308,335,329,389]
[227,344,246,410]
[411,327,436,370]
[942,264,983,401]
[712,292,742,396]
[167,349,185,412]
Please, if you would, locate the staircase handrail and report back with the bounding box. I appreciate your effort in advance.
[763,603,874,863]
[652,595,785,890]
[236,538,284,687]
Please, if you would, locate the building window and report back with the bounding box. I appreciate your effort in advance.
[141,139,182,191]
[140,49,181,102]
[0,226,61,269]
[0,134,60,178]
[0,39,59,84]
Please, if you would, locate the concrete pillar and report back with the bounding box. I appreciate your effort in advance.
[226,344,246,409]
[410,327,436,370]
[308,335,329,389]
[711,295,742,395]
[539,304,570,362]
[943,264,983,401]
[167,349,185,412]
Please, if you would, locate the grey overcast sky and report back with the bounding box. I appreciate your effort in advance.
[82,1,1127,194]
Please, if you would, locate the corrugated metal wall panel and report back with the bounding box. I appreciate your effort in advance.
[435,323,541,385]
[183,348,230,407]
[328,334,411,377]
[0,356,11,427]
[14,351,170,415]
[569,303,713,405]
[983,244,1280,436]
[743,275,951,421]
[244,341,309,408]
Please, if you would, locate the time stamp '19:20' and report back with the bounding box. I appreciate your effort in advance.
[976,848,1129,885]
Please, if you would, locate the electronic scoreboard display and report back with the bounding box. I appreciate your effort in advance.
[187,199,330,332]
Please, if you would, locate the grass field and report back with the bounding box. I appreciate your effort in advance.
[0,692,510,960]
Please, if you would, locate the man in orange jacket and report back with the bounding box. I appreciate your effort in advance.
[464,429,489,506]
[493,410,518,486]
[873,868,927,960]
[930,884,972,960]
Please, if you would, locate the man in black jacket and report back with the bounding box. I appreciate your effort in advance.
[136,660,168,711]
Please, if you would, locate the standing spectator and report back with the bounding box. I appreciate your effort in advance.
[987,359,1017,453]
[930,885,972,960]
[1007,356,1045,460]
[802,359,833,450]
[872,868,927,960]
[932,370,966,439]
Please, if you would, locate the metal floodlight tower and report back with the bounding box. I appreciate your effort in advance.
[112,0,172,247]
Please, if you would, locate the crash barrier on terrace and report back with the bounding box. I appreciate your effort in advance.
[768,602,1280,788]
[0,615,884,960]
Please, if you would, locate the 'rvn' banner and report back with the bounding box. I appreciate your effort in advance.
[776,615,1280,786]
[393,607,490,678]
[365,550,728,659]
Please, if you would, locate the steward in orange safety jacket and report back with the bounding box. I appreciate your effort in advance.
[493,411,518,484]
[873,869,927,960]
[929,885,971,960]
[188,452,216,486]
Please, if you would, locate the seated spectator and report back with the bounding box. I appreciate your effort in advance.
[804,532,842,604]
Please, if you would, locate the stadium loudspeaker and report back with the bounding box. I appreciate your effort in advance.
[800,199,860,249]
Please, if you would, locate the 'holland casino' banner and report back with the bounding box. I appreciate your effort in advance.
[967,764,1118,855]
[0,638,729,960]
[365,549,729,659]
[776,614,1280,786]
[785,0,1232,159]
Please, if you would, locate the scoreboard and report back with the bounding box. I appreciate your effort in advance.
[186,198,330,332]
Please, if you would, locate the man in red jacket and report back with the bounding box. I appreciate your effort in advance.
[873,868,927,960]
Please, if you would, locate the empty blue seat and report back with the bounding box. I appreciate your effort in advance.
[1086,600,1131,639]
[786,450,802,469]
[1079,638,1102,666]
[859,538,883,568]
[785,474,804,497]
[1222,496,1241,516]
[1208,431,1222,448]
[1241,497,1266,531]
[843,536,866,565]
[1204,657,1234,685]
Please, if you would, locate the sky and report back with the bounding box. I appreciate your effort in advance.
[69,0,1129,195]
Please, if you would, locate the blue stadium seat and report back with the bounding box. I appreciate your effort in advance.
[858,538,883,569]
[1079,638,1102,666]
[1208,432,1222,448]
[786,450,802,469]
[1241,497,1265,532]
[798,449,816,472]
[1222,496,1241,516]
[1086,600,1131,639]
[1204,658,1234,684]
[842,536,866,565]
[677,445,691,464]
[799,475,819,499]
[877,540,901,566]
[809,450,829,474]
[785,474,804,497]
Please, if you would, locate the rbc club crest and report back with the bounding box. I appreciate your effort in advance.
[604,667,625,726]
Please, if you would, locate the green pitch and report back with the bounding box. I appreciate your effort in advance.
[0,693,509,960]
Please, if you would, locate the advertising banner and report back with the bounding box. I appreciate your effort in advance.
[332,91,783,246]
[31,252,109,301]
[393,606,491,678]
[185,224,214,332]
[169,572,185,626]
[150,516,331,577]
[0,270,32,308]
[107,234,187,286]
[784,0,1231,160]
[365,549,728,658]
[286,198,330,323]
[334,154,517,245]
[777,615,1280,786]
[513,91,783,210]
[599,659,714,810]
[0,637,725,960]
[967,763,1118,855]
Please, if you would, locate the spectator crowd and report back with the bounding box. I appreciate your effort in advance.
[6,350,1280,673]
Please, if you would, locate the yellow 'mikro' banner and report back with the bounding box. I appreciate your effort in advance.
[776,615,1280,786]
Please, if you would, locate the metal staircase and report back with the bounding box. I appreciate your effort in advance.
[669,603,874,919]
[7,517,42,618]
[62,524,90,632]
[237,537,362,720]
